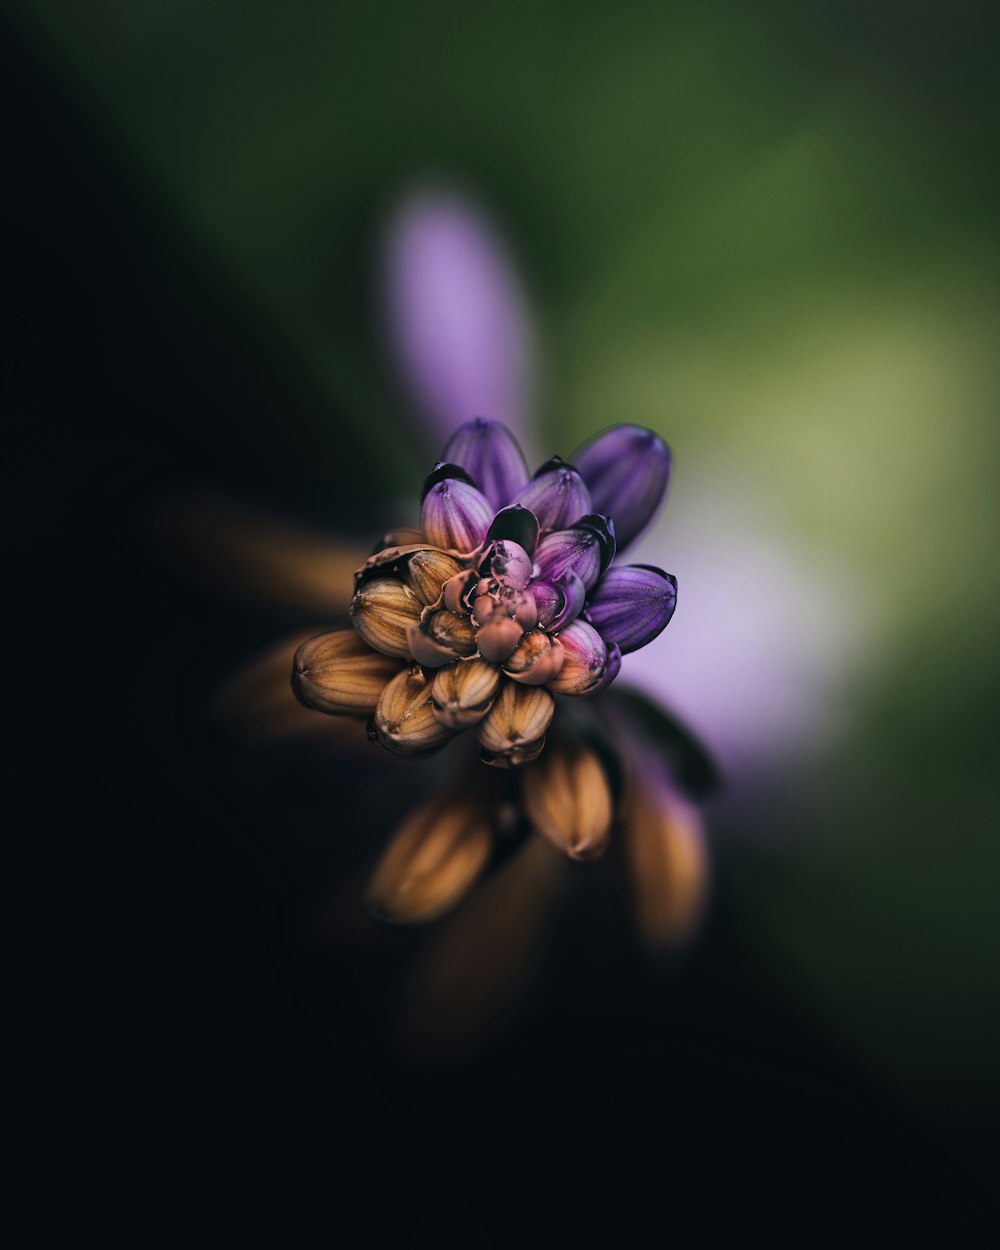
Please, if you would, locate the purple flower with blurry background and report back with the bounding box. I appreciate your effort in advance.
[293,419,675,771]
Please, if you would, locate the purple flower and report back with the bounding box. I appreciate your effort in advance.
[294,416,677,768]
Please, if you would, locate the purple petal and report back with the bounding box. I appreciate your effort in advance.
[509,458,591,534]
[547,620,611,695]
[421,475,493,552]
[572,425,671,551]
[443,419,529,510]
[380,189,534,449]
[585,565,677,654]
[533,515,615,592]
[478,539,533,591]
[529,572,587,632]
[589,641,622,694]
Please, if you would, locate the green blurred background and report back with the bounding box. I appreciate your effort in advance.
[12,0,999,1115]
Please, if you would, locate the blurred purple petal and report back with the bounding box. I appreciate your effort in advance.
[572,425,671,551]
[381,190,535,449]
[443,418,529,510]
[510,458,592,533]
[586,564,677,654]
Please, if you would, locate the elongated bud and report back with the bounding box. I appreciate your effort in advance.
[547,619,612,695]
[368,794,492,923]
[351,576,422,657]
[503,629,565,686]
[476,680,554,767]
[442,418,530,511]
[624,770,708,948]
[522,742,613,861]
[533,514,615,591]
[370,668,457,754]
[421,468,493,553]
[408,610,478,667]
[510,458,592,534]
[404,548,465,605]
[585,564,677,654]
[431,658,503,728]
[293,629,404,716]
[571,425,671,551]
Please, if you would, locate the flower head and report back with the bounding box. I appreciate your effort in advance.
[294,417,677,768]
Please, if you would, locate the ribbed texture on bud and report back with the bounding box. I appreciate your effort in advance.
[404,549,465,605]
[503,629,565,686]
[292,629,404,716]
[368,795,492,923]
[476,680,554,767]
[522,742,614,861]
[431,659,503,728]
[442,418,529,511]
[572,424,672,551]
[371,668,457,755]
[351,576,422,658]
[585,564,677,654]
[510,460,592,533]
[547,620,612,695]
[421,477,493,552]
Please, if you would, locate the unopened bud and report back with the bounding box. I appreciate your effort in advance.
[502,629,565,686]
[370,668,457,755]
[476,617,524,663]
[431,659,503,728]
[421,472,493,553]
[404,548,464,605]
[351,576,422,658]
[546,620,612,695]
[368,795,492,923]
[406,610,477,668]
[476,680,554,767]
[522,742,613,861]
[292,629,404,716]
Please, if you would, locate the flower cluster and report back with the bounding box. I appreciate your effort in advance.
[293,418,676,768]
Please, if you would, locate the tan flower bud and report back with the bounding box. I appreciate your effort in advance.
[404,549,464,605]
[367,795,492,924]
[371,668,457,755]
[351,576,422,658]
[426,609,477,657]
[522,742,613,861]
[292,629,404,716]
[475,680,554,767]
[503,629,565,686]
[431,659,503,728]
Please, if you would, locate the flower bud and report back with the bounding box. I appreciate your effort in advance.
[476,617,524,663]
[351,576,422,658]
[421,467,493,553]
[479,539,532,590]
[431,658,503,728]
[404,548,465,605]
[442,418,529,511]
[546,620,612,695]
[533,515,614,592]
[530,572,586,631]
[292,629,404,716]
[571,424,671,551]
[502,629,565,686]
[584,564,677,654]
[370,668,457,755]
[522,742,614,861]
[368,794,492,923]
[476,680,554,767]
[510,457,592,533]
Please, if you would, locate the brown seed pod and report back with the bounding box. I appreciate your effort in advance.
[431,659,503,728]
[351,576,422,658]
[522,741,613,861]
[292,629,404,716]
[370,668,457,755]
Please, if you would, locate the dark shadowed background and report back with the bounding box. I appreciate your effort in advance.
[4,0,999,1236]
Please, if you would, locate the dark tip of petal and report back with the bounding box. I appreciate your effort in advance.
[442,419,529,511]
[486,504,539,557]
[533,516,614,592]
[585,565,677,654]
[572,513,616,576]
[421,460,481,501]
[531,454,577,478]
[531,571,587,631]
[571,425,672,551]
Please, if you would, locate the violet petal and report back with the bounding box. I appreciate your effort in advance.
[533,515,615,591]
[421,476,493,552]
[443,418,529,511]
[547,620,610,695]
[509,457,592,533]
[571,425,671,551]
[530,572,587,631]
[585,565,677,654]
[485,503,539,557]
